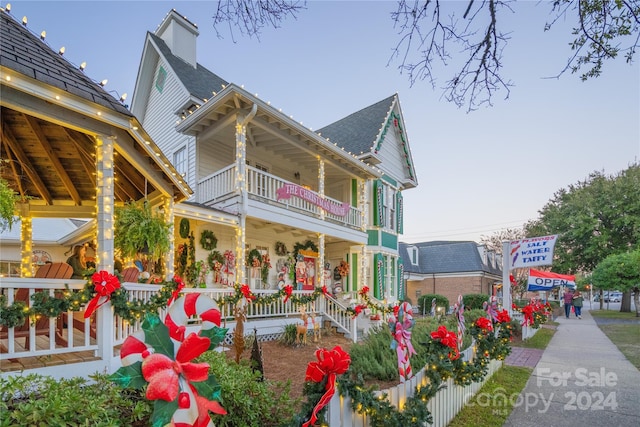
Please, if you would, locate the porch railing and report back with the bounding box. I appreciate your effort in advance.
[0,278,96,360]
[197,164,362,228]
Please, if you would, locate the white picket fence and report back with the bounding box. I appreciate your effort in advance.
[327,350,502,426]
[510,312,541,341]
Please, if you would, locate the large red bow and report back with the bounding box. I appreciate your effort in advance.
[497,309,511,324]
[240,284,256,301]
[302,346,351,427]
[476,317,493,332]
[85,270,121,318]
[521,305,535,326]
[321,285,330,298]
[358,286,369,297]
[430,325,460,360]
[283,284,293,303]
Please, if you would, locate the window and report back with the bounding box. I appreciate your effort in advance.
[0,260,21,277]
[254,162,269,197]
[385,255,396,298]
[173,146,187,180]
[382,184,396,231]
[155,66,167,93]
[410,246,419,265]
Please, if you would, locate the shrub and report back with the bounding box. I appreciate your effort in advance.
[463,294,489,310]
[417,294,449,314]
[198,350,298,427]
[0,373,151,427]
[279,323,298,346]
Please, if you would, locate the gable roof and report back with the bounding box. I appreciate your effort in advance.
[317,94,417,188]
[399,241,502,276]
[0,8,191,210]
[147,32,228,101]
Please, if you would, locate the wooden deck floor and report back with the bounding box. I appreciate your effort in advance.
[0,328,100,373]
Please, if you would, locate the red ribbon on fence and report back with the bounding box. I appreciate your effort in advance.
[302,346,351,427]
[283,284,293,303]
[84,270,121,318]
[240,284,256,301]
[167,276,185,306]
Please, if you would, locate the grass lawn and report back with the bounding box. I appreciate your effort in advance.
[590,310,639,319]
[512,327,555,350]
[447,366,532,427]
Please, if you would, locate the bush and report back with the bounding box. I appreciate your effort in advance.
[0,373,151,427]
[417,294,449,314]
[463,294,489,310]
[279,323,299,346]
[198,350,298,427]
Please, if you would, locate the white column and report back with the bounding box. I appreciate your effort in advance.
[318,233,325,288]
[235,119,248,285]
[164,197,175,280]
[95,134,115,361]
[318,159,325,220]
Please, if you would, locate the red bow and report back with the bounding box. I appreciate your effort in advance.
[358,286,369,297]
[352,304,366,318]
[302,346,351,427]
[167,276,185,306]
[85,270,121,318]
[430,325,460,360]
[476,317,493,332]
[240,284,256,301]
[521,305,535,326]
[497,309,511,323]
[283,284,293,303]
[321,285,330,298]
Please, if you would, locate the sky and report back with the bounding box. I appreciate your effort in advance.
[8,0,640,243]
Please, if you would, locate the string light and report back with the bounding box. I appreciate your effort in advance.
[58,46,65,55]
[99,79,108,86]
[5,3,10,13]
[21,15,26,25]
[40,30,45,40]
[79,61,86,71]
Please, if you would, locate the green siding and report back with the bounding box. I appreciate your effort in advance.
[381,175,398,187]
[381,231,397,249]
[350,253,358,292]
[367,230,379,246]
[351,179,358,205]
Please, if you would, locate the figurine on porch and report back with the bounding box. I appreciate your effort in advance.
[295,255,306,291]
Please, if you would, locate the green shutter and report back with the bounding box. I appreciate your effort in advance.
[397,258,404,300]
[373,253,385,299]
[396,191,403,234]
[373,179,384,227]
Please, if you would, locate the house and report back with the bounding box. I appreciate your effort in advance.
[399,241,503,306]
[130,9,418,302]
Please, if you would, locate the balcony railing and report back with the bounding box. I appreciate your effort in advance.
[198,164,362,228]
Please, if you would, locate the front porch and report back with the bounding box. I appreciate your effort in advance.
[0,279,375,379]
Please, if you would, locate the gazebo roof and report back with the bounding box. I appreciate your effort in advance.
[0,8,192,218]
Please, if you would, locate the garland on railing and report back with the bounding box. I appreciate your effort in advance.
[327,311,514,427]
[512,300,551,328]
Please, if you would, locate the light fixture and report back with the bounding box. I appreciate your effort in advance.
[40,30,46,40]
[119,93,127,102]
[21,16,27,25]
[5,4,10,13]
[99,79,108,86]
[79,62,86,70]
[58,46,65,55]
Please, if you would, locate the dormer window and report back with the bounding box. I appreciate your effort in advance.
[409,246,419,265]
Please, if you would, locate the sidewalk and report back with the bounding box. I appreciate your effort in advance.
[503,308,640,426]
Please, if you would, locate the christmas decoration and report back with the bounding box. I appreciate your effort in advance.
[388,302,416,382]
[110,294,227,427]
[84,270,121,318]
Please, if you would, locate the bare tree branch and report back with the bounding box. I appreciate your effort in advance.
[212,0,306,42]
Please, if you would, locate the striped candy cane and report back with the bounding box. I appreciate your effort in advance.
[453,294,465,352]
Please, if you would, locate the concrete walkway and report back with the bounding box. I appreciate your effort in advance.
[503,308,640,427]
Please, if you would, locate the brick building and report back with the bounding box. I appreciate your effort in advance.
[399,241,503,306]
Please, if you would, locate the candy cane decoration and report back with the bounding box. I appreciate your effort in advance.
[164,293,222,344]
[388,302,416,382]
[453,294,465,352]
[116,294,225,427]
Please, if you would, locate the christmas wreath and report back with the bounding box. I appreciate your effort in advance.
[179,218,190,239]
[246,249,262,267]
[293,240,318,258]
[200,229,217,251]
[207,250,225,271]
[274,241,288,256]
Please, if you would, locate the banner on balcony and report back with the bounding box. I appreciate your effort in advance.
[509,234,558,269]
[527,269,576,291]
[276,183,350,217]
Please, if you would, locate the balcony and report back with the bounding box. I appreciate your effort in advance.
[197,165,362,229]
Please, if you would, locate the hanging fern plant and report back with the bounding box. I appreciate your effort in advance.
[200,229,218,251]
[0,177,17,232]
[114,200,170,260]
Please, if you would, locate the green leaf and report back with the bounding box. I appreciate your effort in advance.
[141,314,174,357]
[192,376,223,402]
[199,326,229,350]
[151,399,178,427]
[108,363,146,389]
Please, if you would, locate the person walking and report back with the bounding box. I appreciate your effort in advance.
[563,288,574,319]
[572,290,584,319]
